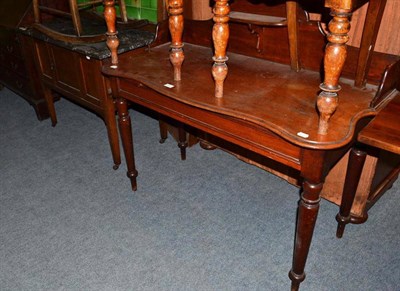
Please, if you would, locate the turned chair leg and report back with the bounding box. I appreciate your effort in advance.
[159,121,188,161]
[43,87,57,126]
[159,120,168,144]
[212,0,230,98]
[104,0,120,68]
[317,7,352,135]
[178,126,187,161]
[336,147,367,238]
[168,0,184,81]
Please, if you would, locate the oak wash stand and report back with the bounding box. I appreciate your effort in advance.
[22,1,155,169]
[102,0,399,290]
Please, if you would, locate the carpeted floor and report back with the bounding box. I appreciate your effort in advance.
[1,87,399,290]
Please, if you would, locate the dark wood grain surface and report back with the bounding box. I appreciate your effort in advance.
[103,43,378,149]
[359,93,400,154]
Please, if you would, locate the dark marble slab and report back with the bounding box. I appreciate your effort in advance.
[19,17,155,60]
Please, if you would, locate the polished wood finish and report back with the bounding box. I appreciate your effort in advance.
[229,11,287,26]
[115,90,138,191]
[308,0,392,87]
[168,0,185,81]
[102,41,393,290]
[336,147,367,238]
[104,0,119,67]
[0,0,49,120]
[165,0,398,230]
[102,1,398,289]
[337,93,400,237]
[359,94,400,153]
[221,1,301,72]
[212,0,230,98]
[31,37,121,169]
[189,0,394,88]
[317,7,352,134]
[289,149,326,290]
[286,1,300,72]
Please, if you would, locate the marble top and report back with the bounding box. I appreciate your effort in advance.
[19,17,155,60]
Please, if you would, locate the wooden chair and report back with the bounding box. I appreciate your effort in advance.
[156,1,300,159]
[32,0,128,43]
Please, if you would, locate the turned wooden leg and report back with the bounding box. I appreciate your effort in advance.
[178,126,187,161]
[43,86,57,126]
[336,147,367,238]
[168,0,184,81]
[317,7,352,135]
[159,120,168,144]
[289,150,325,290]
[104,88,121,170]
[354,0,387,87]
[212,0,230,98]
[115,93,138,191]
[104,0,119,68]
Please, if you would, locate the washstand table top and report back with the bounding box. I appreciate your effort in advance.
[103,43,378,149]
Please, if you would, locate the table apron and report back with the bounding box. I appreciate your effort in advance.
[118,80,302,170]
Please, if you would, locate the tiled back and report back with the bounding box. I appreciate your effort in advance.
[77,0,158,23]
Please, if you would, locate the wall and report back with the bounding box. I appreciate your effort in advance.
[310,0,400,56]
[184,0,399,56]
[78,0,158,23]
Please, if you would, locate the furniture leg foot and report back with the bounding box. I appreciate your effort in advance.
[290,150,325,290]
[127,169,138,191]
[43,87,57,126]
[335,217,346,238]
[115,93,138,191]
[159,120,168,144]
[336,147,367,238]
[178,126,187,160]
[289,271,305,291]
[105,88,121,170]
